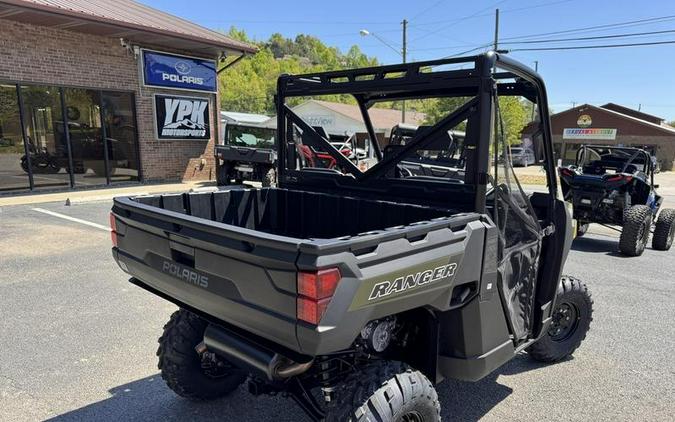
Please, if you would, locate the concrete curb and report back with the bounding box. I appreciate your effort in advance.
[0,181,217,207]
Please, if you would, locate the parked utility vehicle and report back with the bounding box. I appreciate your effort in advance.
[216,120,277,187]
[111,53,593,421]
[388,124,466,179]
[559,144,674,256]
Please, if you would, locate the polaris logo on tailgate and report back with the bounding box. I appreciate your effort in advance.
[162,261,209,289]
[368,263,457,300]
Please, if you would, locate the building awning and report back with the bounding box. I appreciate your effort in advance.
[0,0,257,57]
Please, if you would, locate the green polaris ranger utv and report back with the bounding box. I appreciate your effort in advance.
[110,52,593,421]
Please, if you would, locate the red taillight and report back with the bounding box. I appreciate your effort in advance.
[340,148,352,157]
[298,268,341,300]
[560,168,574,177]
[109,212,118,247]
[607,174,632,183]
[297,268,341,324]
[297,297,331,325]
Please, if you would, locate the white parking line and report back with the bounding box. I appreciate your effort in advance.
[31,207,111,232]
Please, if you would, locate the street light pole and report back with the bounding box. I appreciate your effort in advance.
[360,19,408,123]
[493,9,500,51]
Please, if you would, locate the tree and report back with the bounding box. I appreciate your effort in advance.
[218,28,379,114]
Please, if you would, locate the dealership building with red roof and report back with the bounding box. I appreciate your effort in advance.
[0,0,256,194]
[523,103,675,171]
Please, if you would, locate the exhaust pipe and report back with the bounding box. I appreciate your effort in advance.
[203,324,313,381]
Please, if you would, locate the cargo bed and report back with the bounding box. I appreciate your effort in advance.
[127,188,453,239]
[112,188,480,354]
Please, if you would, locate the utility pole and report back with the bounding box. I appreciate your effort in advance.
[493,9,500,51]
[401,18,408,123]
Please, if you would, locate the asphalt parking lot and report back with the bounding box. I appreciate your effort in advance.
[1,198,674,421]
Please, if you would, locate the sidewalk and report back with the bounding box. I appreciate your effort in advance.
[0,180,218,207]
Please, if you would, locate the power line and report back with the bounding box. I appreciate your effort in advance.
[500,14,675,41]
[201,19,399,25]
[502,28,675,45]
[442,44,494,58]
[410,27,675,52]
[507,39,675,52]
[409,0,574,27]
[409,0,448,22]
[418,15,675,55]
[411,0,509,43]
[414,12,675,54]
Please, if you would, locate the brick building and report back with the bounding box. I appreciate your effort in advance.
[0,0,255,194]
[540,103,675,171]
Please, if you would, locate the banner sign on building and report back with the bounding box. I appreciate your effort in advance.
[154,94,210,140]
[143,50,217,92]
[563,128,617,140]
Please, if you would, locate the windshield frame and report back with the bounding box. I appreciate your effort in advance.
[223,123,276,149]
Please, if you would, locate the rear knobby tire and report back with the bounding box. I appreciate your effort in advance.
[527,276,593,363]
[325,361,440,422]
[619,205,652,256]
[652,208,675,251]
[157,309,246,400]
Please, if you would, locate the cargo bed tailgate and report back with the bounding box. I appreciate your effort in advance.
[111,196,301,351]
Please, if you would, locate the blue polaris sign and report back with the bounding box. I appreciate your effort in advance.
[142,50,217,92]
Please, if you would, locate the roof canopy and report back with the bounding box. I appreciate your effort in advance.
[0,0,257,56]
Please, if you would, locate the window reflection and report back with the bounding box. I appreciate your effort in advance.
[20,85,70,190]
[63,89,107,186]
[103,91,139,182]
[1,84,141,193]
[0,84,29,192]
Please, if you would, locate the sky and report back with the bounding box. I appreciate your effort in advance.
[142,0,675,121]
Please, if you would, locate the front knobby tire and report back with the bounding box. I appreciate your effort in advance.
[325,361,440,422]
[527,276,593,363]
[652,208,675,251]
[619,205,652,256]
[157,309,246,400]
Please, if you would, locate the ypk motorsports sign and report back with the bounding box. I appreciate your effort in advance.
[142,50,217,92]
[154,94,211,140]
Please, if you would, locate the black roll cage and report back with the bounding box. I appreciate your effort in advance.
[275,52,558,214]
[575,144,653,175]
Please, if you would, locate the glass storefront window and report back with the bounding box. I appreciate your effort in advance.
[63,88,107,187]
[0,83,141,194]
[102,91,139,182]
[19,85,70,190]
[0,84,29,192]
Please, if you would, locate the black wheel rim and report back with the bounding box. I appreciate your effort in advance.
[548,302,580,342]
[400,411,425,422]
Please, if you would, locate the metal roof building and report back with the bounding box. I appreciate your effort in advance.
[0,0,256,194]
